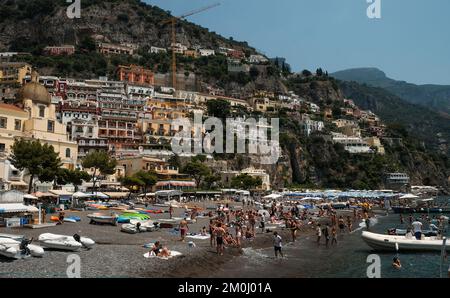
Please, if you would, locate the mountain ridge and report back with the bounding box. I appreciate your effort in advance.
[331,67,450,115]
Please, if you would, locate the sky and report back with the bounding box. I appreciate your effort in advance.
[145,0,450,85]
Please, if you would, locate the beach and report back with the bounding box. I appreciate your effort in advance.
[0,201,306,278]
[2,199,448,278]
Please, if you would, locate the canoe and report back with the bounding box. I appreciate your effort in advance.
[362,231,450,252]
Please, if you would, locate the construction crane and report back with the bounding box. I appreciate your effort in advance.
[161,2,221,90]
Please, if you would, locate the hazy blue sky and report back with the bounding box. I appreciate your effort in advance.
[145,0,450,85]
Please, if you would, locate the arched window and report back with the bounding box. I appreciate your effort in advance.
[65,148,71,158]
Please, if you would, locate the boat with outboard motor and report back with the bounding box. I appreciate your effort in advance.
[362,231,450,252]
[38,233,95,251]
[0,237,44,259]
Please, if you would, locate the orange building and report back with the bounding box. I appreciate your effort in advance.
[117,65,154,86]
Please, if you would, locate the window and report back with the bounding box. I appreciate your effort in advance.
[65,148,71,158]
[0,117,6,129]
[39,106,45,118]
[0,143,5,152]
[88,127,93,134]
[47,120,55,132]
[14,119,21,131]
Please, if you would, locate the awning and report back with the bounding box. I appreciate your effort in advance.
[24,194,38,200]
[49,190,74,196]
[103,192,130,198]
[0,203,39,213]
[155,190,183,197]
[8,181,28,186]
[263,193,283,199]
[32,192,58,198]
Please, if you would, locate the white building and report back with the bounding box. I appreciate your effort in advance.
[199,49,215,57]
[332,132,374,154]
[150,46,167,54]
[170,43,188,54]
[126,84,154,99]
[301,120,324,136]
[248,54,268,64]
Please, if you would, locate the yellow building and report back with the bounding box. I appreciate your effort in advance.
[365,137,385,155]
[0,71,78,170]
[0,62,32,84]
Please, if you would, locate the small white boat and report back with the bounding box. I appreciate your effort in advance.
[87,213,118,225]
[362,231,450,252]
[121,220,155,234]
[38,233,95,251]
[0,238,44,259]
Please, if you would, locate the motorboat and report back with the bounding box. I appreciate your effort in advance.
[387,224,440,237]
[87,213,118,225]
[38,233,95,251]
[362,231,450,252]
[120,220,155,234]
[0,237,44,259]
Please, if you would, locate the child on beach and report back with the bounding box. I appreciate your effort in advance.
[331,226,337,245]
[273,232,283,258]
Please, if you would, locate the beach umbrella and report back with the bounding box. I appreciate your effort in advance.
[399,194,419,199]
[263,194,282,199]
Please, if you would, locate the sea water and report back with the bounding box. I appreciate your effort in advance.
[213,197,450,278]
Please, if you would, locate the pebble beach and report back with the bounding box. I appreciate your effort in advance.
[0,201,306,278]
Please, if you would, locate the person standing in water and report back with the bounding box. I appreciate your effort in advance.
[331,225,338,245]
[214,222,226,256]
[316,224,322,245]
[273,232,283,258]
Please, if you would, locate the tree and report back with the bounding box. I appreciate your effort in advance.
[206,99,231,119]
[120,176,144,200]
[231,174,262,190]
[204,174,220,189]
[168,154,181,169]
[81,151,117,193]
[56,168,91,192]
[249,66,260,79]
[302,69,312,77]
[9,139,61,193]
[134,170,157,198]
[182,161,211,188]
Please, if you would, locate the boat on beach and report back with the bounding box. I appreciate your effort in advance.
[87,213,118,225]
[0,237,44,259]
[362,231,450,252]
[38,233,95,251]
